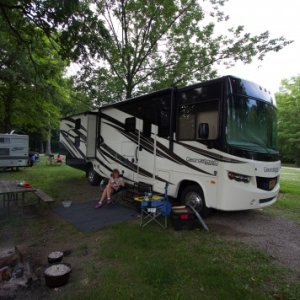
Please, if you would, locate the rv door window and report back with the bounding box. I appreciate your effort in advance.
[125,117,136,132]
[75,136,80,148]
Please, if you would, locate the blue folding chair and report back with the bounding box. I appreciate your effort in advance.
[140,183,171,229]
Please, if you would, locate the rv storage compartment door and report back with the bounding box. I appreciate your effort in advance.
[86,114,97,158]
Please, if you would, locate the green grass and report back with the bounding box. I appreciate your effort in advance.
[280,167,300,194]
[61,225,299,300]
[265,166,300,223]
[0,155,86,201]
[0,162,299,299]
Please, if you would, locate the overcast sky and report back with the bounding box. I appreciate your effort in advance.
[217,0,300,94]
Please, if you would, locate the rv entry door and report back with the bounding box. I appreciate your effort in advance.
[134,122,157,187]
[120,117,142,182]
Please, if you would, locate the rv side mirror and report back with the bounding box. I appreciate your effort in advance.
[198,123,209,139]
[75,119,81,130]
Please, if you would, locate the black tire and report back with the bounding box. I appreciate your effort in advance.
[180,184,210,218]
[86,166,101,186]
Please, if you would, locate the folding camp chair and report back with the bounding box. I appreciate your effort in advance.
[140,183,171,229]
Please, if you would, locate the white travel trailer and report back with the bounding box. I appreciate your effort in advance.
[60,76,281,215]
[0,133,29,168]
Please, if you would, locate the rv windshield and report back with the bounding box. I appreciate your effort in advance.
[226,96,278,153]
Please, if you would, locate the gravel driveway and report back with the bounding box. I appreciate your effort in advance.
[205,210,300,272]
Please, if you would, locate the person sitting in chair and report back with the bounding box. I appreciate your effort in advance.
[95,169,125,208]
[55,154,63,164]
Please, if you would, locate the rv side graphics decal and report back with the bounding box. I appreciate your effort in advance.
[100,113,216,176]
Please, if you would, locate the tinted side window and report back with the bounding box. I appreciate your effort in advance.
[119,92,171,138]
[178,81,221,105]
[177,82,221,141]
[177,101,219,140]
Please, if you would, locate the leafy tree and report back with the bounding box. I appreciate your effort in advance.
[72,0,291,103]
[276,76,300,166]
[0,0,108,62]
[59,77,93,117]
[0,13,72,151]
[0,0,97,152]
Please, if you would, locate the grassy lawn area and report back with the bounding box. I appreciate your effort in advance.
[0,161,299,299]
[265,166,300,223]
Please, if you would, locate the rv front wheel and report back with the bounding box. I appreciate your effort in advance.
[86,166,101,186]
[180,185,210,217]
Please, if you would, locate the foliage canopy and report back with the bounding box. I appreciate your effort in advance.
[72,0,291,103]
[0,1,93,149]
[0,0,293,151]
[276,75,300,166]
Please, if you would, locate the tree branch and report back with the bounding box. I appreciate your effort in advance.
[0,2,23,10]
[131,3,193,79]
[103,1,122,60]
[0,5,39,79]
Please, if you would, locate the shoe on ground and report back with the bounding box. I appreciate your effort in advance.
[107,199,112,205]
[95,202,103,209]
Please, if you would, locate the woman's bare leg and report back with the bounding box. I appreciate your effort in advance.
[100,184,114,202]
[106,185,113,200]
[95,186,108,208]
[100,186,109,202]
[96,183,117,208]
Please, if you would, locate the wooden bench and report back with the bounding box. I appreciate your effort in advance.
[34,189,55,204]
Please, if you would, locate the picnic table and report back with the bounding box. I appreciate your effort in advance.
[0,180,36,209]
[0,180,55,211]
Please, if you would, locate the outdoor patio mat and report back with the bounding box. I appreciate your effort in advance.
[53,200,137,232]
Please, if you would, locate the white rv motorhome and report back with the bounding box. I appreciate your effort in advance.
[60,76,281,215]
[0,133,30,168]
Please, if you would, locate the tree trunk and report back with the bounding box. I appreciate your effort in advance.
[45,129,52,155]
[294,149,300,168]
[2,88,14,132]
[40,140,44,154]
[126,79,133,99]
[45,113,52,154]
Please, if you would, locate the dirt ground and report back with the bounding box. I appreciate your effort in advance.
[0,183,100,300]
[206,209,300,273]
[1,182,299,299]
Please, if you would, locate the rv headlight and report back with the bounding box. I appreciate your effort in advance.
[228,171,251,183]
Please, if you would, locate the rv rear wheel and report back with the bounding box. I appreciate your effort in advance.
[180,185,210,218]
[87,166,101,186]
